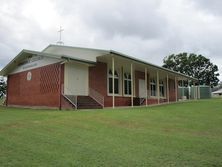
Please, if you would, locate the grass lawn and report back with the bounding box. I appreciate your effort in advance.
[0,99,222,166]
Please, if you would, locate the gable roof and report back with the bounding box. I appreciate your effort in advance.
[0,48,96,76]
[42,44,109,62]
[0,44,198,81]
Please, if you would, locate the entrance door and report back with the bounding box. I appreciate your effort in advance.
[64,63,89,95]
[139,79,146,98]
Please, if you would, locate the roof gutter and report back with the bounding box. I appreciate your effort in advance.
[61,56,96,65]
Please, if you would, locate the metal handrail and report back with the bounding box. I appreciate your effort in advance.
[89,88,104,108]
[61,84,78,109]
[62,94,77,109]
[140,98,145,105]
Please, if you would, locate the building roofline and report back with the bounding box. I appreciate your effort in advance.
[0,49,34,76]
[61,56,96,65]
[42,44,109,53]
[0,49,96,76]
[109,50,198,81]
[1,44,198,81]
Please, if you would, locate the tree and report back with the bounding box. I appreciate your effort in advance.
[163,53,220,87]
[0,77,7,98]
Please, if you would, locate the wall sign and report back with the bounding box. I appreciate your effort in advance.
[27,72,32,81]
[11,55,61,75]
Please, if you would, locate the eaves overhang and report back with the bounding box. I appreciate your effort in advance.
[0,49,96,76]
[109,50,198,81]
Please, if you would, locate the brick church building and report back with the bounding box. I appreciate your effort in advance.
[0,45,196,109]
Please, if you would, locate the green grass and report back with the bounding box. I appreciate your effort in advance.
[0,99,222,166]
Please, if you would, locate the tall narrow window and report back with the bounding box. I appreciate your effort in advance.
[109,69,119,94]
[150,79,156,96]
[159,80,164,97]
[124,73,132,95]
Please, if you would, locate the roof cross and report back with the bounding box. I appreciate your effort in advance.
[56,26,64,45]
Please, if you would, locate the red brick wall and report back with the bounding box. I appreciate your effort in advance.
[7,63,61,108]
[6,60,178,109]
[89,62,133,107]
[135,71,149,97]
[89,62,107,96]
[104,96,131,107]
[147,99,158,105]
[88,62,178,107]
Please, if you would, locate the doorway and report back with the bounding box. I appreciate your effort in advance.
[139,79,146,98]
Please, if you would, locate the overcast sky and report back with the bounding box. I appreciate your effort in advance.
[0,0,222,80]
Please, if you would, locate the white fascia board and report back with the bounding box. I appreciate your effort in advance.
[0,50,63,76]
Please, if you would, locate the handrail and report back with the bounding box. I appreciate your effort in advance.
[140,98,145,105]
[61,84,78,109]
[89,88,104,108]
[62,94,77,109]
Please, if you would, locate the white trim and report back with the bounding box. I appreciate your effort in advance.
[107,67,122,96]
[150,78,157,97]
[123,71,132,96]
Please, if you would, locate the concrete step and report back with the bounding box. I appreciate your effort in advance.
[64,95,102,109]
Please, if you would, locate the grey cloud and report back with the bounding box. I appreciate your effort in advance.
[82,1,167,39]
[55,0,166,39]
[0,0,59,68]
[0,0,221,80]
[193,0,222,15]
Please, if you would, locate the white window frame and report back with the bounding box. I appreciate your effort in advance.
[150,79,156,97]
[107,68,121,96]
[124,72,132,96]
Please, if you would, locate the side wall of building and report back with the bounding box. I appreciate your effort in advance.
[89,62,177,107]
[6,61,177,109]
[7,63,61,108]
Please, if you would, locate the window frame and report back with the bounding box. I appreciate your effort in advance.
[150,78,156,97]
[123,72,132,95]
[108,68,121,96]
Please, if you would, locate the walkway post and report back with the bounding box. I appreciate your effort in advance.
[145,67,148,106]
[175,76,177,102]
[131,63,133,107]
[157,71,160,104]
[112,57,115,108]
[188,79,190,100]
[167,74,169,103]
[182,79,184,98]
